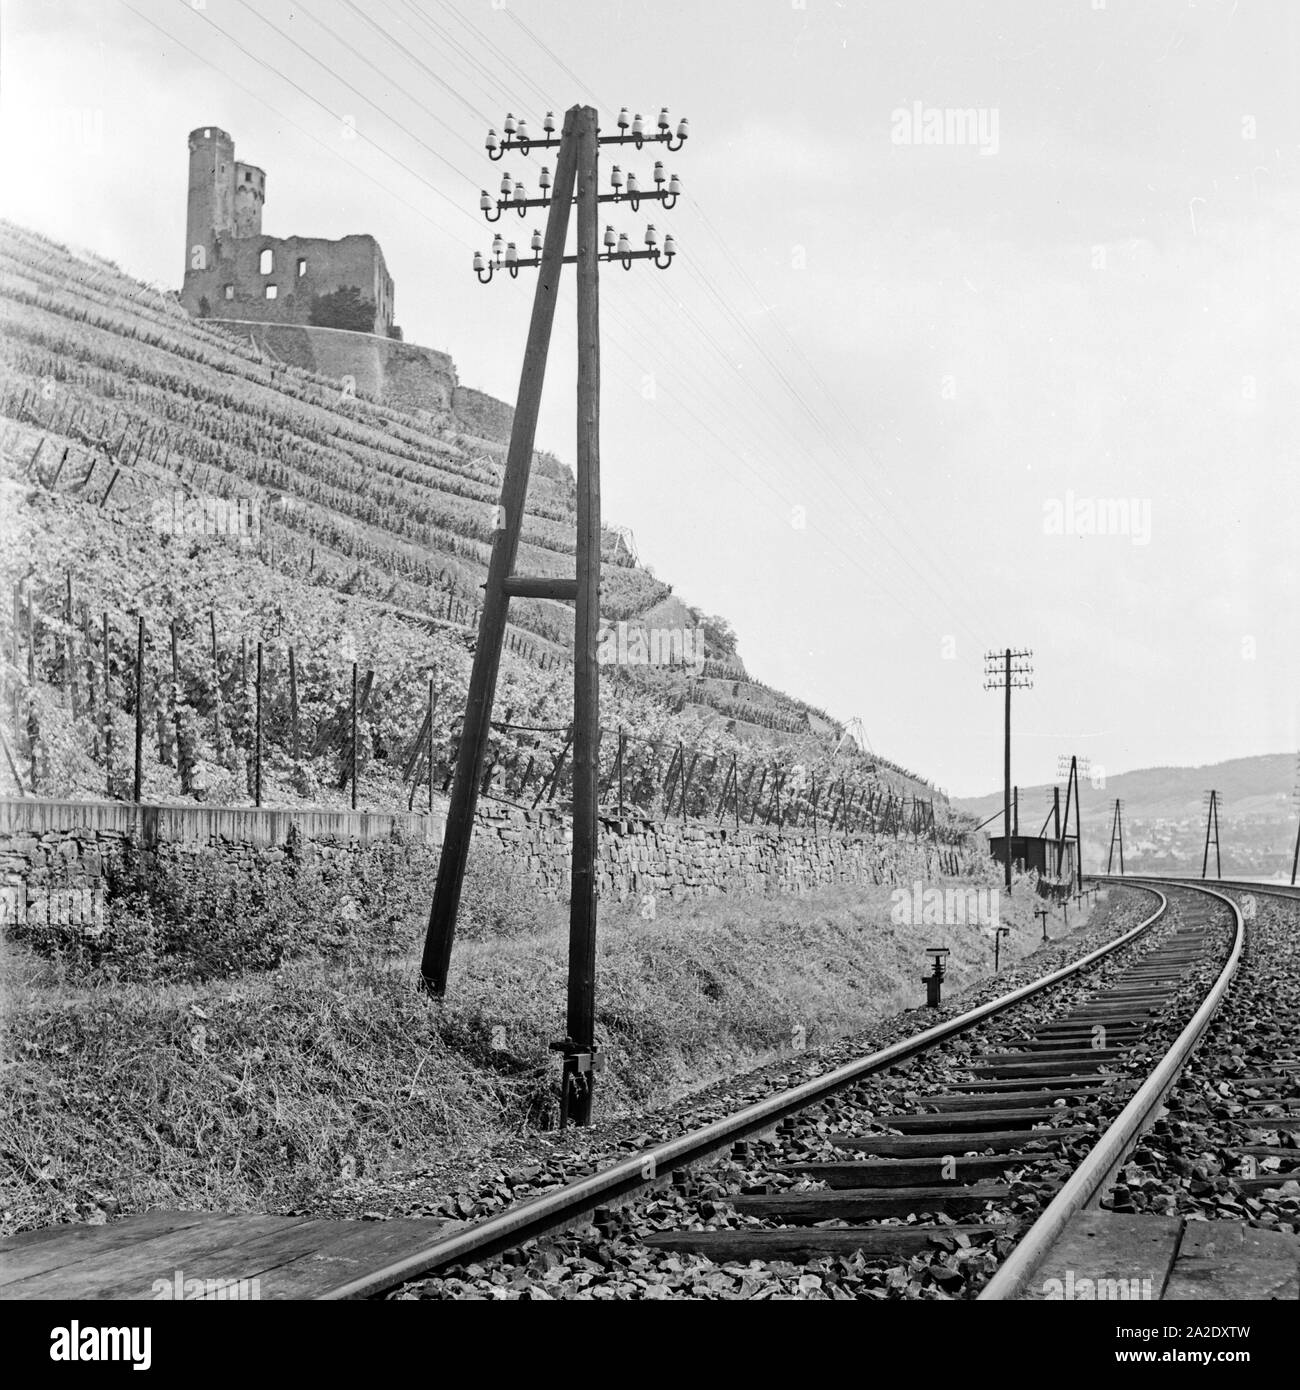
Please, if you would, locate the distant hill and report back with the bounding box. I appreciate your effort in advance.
[954,753,1300,878]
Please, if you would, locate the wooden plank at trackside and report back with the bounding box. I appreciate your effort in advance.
[0,1212,228,1286]
[1020,1211,1182,1301]
[225,1218,460,1301]
[1164,1221,1300,1301]
[3,1215,320,1300]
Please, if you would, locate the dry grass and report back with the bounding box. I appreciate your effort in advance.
[1,868,1053,1236]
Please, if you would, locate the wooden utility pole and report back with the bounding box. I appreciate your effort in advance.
[565,104,602,1126]
[421,108,581,998]
[1201,789,1221,879]
[1107,798,1125,875]
[1292,756,1300,887]
[1071,758,1084,890]
[983,648,1033,893]
[421,101,688,1127]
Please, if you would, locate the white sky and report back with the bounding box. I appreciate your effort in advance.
[1,0,1297,797]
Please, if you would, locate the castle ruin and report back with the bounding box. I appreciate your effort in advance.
[180,126,395,337]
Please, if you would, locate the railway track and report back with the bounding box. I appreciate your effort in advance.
[305,877,1300,1300]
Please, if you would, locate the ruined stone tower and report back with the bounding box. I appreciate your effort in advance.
[181,125,394,337]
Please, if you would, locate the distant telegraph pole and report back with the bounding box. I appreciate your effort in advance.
[1291,753,1299,887]
[422,103,689,1128]
[1107,798,1125,875]
[983,648,1033,893]
[1201,789,1221,879]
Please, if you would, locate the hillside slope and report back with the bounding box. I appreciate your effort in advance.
[0,219,942,821]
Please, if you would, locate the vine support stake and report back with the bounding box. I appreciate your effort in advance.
[254,640,263,807]
[133,615,144,803]
[102,612,112,797]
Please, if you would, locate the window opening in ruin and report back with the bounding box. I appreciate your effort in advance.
[260,248,273,274]
[265,285,278,300]
[224,285,234,299]
[297,258,307,277]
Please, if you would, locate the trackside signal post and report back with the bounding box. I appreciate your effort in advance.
[421,104,688,1128]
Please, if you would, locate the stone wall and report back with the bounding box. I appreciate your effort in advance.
[185,232,394,335]
[225,322,457,414]
[0,798,442,930]
[473,804,984,903]
[0,797,981,933]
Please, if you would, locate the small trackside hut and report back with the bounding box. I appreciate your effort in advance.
[988,833,1077,900]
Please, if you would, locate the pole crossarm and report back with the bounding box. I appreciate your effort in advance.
[476,107,685,283]
[486,107,688,158]
[477,245,675,280]
[983,647,1034,894]
[485,189,680,218]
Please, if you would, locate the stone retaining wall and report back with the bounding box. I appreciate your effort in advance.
[0,797,982,930]
[473,804,983,903]
[0,799,442,928]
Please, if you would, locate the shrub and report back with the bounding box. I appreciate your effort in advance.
[309,286,376,333]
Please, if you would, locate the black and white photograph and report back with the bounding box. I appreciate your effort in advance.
[0,0,1297,1355]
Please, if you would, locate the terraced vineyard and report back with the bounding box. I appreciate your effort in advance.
[0,219,943,818]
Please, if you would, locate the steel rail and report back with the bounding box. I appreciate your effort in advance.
[319,885,1167,1300]
[978,879,1244,1301]
[1175,878,1298,900]
[1102,874,1299,898]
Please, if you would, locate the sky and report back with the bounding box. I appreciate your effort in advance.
[1,0,1297,798]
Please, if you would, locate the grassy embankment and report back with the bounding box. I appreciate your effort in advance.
[0,855,1065,1236]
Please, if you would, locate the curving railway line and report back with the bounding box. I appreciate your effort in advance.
[310,878,1298,1302]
